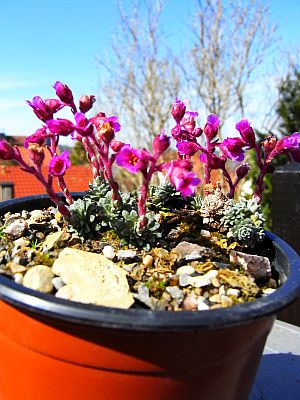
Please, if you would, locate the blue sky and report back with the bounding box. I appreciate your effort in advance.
[0,0,299,141]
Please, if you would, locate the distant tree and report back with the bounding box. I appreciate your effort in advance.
[97,0,181,148]
[276,66,300,134]
[69,142,89,165]
[182,0,277,123]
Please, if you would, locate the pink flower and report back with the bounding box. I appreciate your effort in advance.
[152,129,170,156]
[0,140,16,160]
[181,111,198,133]
[204,114,220,140]
[267,132,300,162]
[49,151,71,176]
[176,141,199,156]
[24,127,48,148]
[46,119,75,136]
[26,96,53,122]
[168,162,200,197]
[53,81,74,106]
[79,95,96,113]
[116,145,152,173]
[235,119,255,148]
[74,113,94,137]
[171,98,186,123]
[221,137,246,161]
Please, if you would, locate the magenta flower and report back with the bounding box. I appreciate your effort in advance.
[26,96,53,122]
[221,137,246,161]
[181,111,198,133]
[49,151,71,176]
[103,116,121,133]
[74,113,94,137]
[45,98,65,113]
[235,119,255,147]
[204,114,220,140]
[116,145,151,173]
[79,95,96,113]
[176,141,199,156]
[53,81,74,106]
[170,168,201,197]
[46,119,75,136]
[275,132,300,152]
[153,129,170,156]
[0,140,16,160]
[24,127,48,149]
[171,97,186,123]
[171,124,182,141]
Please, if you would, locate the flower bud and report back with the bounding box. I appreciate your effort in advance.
[152,130,170,156]
[26,96,53,122]
[236,163,250,179]
[47,119,74,136]
[204,114,220,141]
[0,140,16,160]
[171,98,186,123]
[110,140,125,152]
[45,98,64,113]
[194,127,203,137]
[236,119,255,148]
[53,81,74,105]
[171,124,182,140]
[79,95,96,113]
[28,143,45,166]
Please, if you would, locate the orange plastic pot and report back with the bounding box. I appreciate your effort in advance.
[0,195,299,400]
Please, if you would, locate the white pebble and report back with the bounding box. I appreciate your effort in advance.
[176,265,195,276]
[14,273,23,284]
[227,288,241,297]
[197,299,210,310]
[103,245,116,260]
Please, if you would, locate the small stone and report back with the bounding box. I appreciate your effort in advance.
[227,288,241,297]
[7,262,27,274]
[23,265,54,293]
[205,269,218,279]
[14,273,24,284]
[200,230,211,237]
[188,275,211,288]
[102,245,116,260]
[176,265,195,276]
[52,276,65,291]
[166,286,184,302]
[13,255,28,266]
[182,294,198,311]
[42,231,69,252]
[35,232,45,240]
[116,249,137,263]
[219,285,226,296]
[4,220,27,239]
[262,288,276,295]
[29,210,46,222]
[142,254,153,267]
[129,265,145,281]
[211,277,221,288]
[197,299,210,310]
[172,241,215,264]
[230,250,271,279]
[133,284,161,310]
[179,274,191,287]
[220,295,233,307]
[209,294,221,303]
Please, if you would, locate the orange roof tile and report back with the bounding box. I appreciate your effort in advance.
[0,165,92,198]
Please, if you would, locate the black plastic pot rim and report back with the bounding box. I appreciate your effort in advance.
[0,194,300,332]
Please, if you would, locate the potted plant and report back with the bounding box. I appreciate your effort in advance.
[0,82,299,400]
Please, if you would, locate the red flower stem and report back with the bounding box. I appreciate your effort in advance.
[57,176,74,205]
[138,158,157,228]
[221,166,234,198]
[81,137,101,178]
[204,140,212,184]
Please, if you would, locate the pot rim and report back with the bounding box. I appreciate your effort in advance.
[0,194,299,332]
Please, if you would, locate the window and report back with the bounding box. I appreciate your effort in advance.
[0,182,14,201]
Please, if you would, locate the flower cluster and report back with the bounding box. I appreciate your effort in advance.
[0,82,299,236]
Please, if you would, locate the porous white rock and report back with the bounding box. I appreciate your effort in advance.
[52,248,134,308]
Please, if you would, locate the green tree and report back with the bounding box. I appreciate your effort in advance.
[69,142,89,165]
[276,66,300,134]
